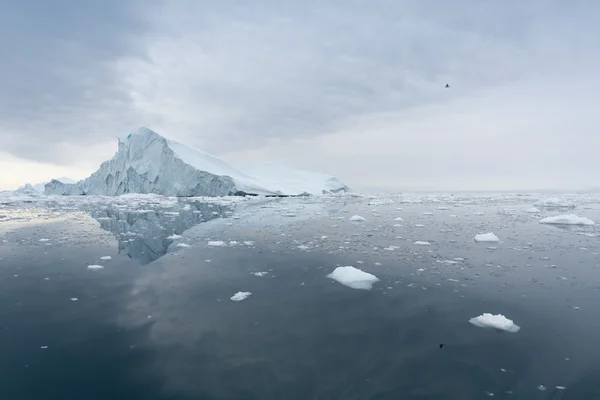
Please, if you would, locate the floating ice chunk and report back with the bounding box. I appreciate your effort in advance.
[253,272,268,277]
[297,245,311,250]
[474,233,500,242]
[40,346,48,349]
[539,214,595,226]
[533,198,575,208]
[422,212,433,216]
[394,217,404,221]
[537,385,546,391]
[469,313,520,332]
[39,238,50,242]
[243,241,255,246]
[349,215,366,222]
[176,243,190,248]
[207,240,226,247]
[414,241,431,246]
[525,207,540,213]
[415,224,425,227]
[87,265,104,270]
[230,291,251,301]
[556,386,566,390]
[167,234,182,240]
[70,297,78,301]
[100,256,112,261]
[327,266,379,290]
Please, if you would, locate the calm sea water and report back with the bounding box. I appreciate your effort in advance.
[1,195,599,399]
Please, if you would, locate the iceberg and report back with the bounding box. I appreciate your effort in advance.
[539,214,595,226]
[474,233,500,242]
[327,266,379,290]
[44,127,349,197]
[469,313,520,332]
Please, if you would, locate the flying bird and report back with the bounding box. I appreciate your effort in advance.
[445,84,450,88]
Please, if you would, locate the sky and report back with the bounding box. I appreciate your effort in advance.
[1,0,599,191]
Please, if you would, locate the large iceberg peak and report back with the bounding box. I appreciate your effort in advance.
[118,126,161,143]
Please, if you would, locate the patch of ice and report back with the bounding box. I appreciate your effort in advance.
[230,291,252,302]
[297,245,311,250]
[525,207,540,213]
[87,265,104,270]
[349,215,366,222]
[207,240,226,247]
[394,217,403,221]
[469,313,520,332]
[415,224,425,227]
[327,266,379,290]
[474,233,500,242]
[533,198,576,208]
[70,298,78,301]
[253,272,268,277]
[100,256,112,261]
[539,214,595,226]
[167,234,182,240]
[414,241,431,246]
[176,243,190,248]
[39,238,50,242]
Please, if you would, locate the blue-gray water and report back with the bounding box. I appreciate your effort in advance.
[1,195,599,399]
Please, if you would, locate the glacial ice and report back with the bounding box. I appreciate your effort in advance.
[539,214,595,226]
[474,233,500,242]
[469,313,520,332]
[44,127,349,197]
[327,266,379,290]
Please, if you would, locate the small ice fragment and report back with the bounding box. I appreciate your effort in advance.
[207,241,226,247]
[176,243,190,248]
[167,234,182,240]
[474,233,500,242]
[297,245,310,250]
[243,241,255,246]
[556,386,566,390]
[484,392,494,397]
[469,313,520,332]
[525,207,540,213]
[414,241,430,246]
[40,346,48,349]
[87,265,104,270]
[327,266,379,290]
[415,224,425,227]
[500,368,506,372]
[539,214,595,226]
[349,215,366,222]
[70,297,78,301]
[321,236,328,240]
[253,272,268,277]
[230,291,252,302]
[422,212,433,216]
[537,385,546,391]
[205,260,211,262]
[39,238,50,242]
[100,256,112,261]
[394,217,404,221]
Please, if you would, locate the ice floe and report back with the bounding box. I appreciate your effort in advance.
[86,265,104,270]
[327,266,379,290]
[207,240,226,247]
[230,291,252,302]
[99,256,112,261]
[474,233,500,242]
[349,215,366,222]
[414,241,431,246]
[539,214,595,226]
[469,313,520,332]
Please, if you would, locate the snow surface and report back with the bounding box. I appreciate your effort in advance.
[469,313,520,332]
[474,233,500,242]
[539,214,595,226]
[44,127,348,196]
[230,291,252,301]
[327,266,379,290]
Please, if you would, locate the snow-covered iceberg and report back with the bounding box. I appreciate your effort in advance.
[539,214,595,226]
[474,233,500,242]
[44,127,349,197]
[33,177,75,193]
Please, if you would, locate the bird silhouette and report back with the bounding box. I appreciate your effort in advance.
[445,83,450,88]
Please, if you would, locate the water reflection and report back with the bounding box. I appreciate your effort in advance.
[90,200,231,264]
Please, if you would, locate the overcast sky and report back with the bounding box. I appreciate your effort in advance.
[1,0,599,191]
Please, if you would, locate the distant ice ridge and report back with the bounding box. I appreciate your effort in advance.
[469,313,520,332]
[44,127,349,197]
[533,198,576,209]
[327,266,379,290]
[539,214,595,226]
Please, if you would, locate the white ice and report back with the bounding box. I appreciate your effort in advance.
[207,240,226,247]
[176,243,190,248]
[539,214,595,226]
[87,265,104,270]
[167,234,182,240]
[230,291,252,302]
[349,215,366,222]
[469,313,520,332]
[525,207,540,213]
[474,233,500,242]
[327,266,379,290]
[100,256,112,261]
[253,272,268,277]
[533,198,576,208]
[414,241,431,246]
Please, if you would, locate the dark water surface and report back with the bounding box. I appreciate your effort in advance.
[1,196,599,399]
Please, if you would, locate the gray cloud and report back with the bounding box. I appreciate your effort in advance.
[1,0,599,189]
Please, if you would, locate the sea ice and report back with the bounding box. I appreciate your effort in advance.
[167,234,182,240]
[87,265,104,270]
[525,207,540,213]
[474,233,500,242]
[533,198,576,208]
[349,215,366,222]
[327,266,379,290]
[176,243,190,248]
[539,214,595,226]
[230,291,252,302]
[207,241,226,247]
[100,256,112,261]
[253,272,268,277]
[414,241,431,246]
[469,313,520,332]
